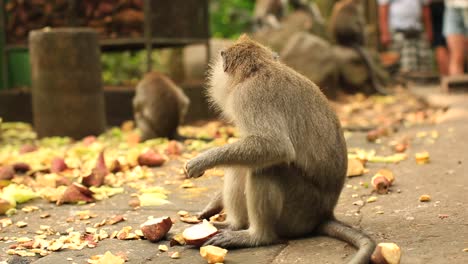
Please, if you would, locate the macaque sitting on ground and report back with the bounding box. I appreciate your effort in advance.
[185,35,375,264]
[329,0,388,94]
[133,72,190,140]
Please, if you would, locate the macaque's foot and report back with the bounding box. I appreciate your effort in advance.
[184,159,205,178]
[203,230,253,248]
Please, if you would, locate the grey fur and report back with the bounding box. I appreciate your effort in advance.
[186,35,375,264]
[133,72,190,141]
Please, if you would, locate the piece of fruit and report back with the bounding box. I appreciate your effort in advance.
[57,183,95,205]
[371,242,401,264]
[137,149,165,167]
[158,245,168,252]
[180,215,202,224]
[170,233,186,246]
[51,157,68,173]
[110,160,122,173]
[371,175,391,194]
[394,143,407,153]
[82,135,97,146]
[182,220,218,247]
[377,169,395,184]
[170,252,180,259]
[19,144,37,154]
[0,165,15,180]
[166,140,182,155]
[128,198,140,208]
[367,130,380,142]
[140,216,173,242]
[346,158,365,177]
[12,163,31,173]
[0,198,15,215]
[419,194,431,202]
[200,245,228,264]
[415,152,430,164]
[209,213,226,223]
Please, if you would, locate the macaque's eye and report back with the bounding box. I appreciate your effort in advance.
[273,52,279,60]
[220,50,225,57]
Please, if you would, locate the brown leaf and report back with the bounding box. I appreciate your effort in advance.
[83,151,109,187]
[57,183,95,205]
[51,157,68,173]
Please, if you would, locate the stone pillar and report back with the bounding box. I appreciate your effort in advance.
[29,28,106,139]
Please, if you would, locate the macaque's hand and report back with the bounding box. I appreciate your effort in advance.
[184,158,206,178]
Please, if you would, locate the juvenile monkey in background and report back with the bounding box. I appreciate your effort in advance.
[185,35,375,264]
[133,72,190,141]
[330,0,387,95]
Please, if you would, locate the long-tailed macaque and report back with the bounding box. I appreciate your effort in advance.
[253,0,324,31]
[330,0,387,95]
[185,35,375,264]
[133,72,190,140]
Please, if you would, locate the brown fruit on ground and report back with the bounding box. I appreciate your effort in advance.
[0,165,15,180]
[140,216,173,242]
[137,150,165,167]
[182,220,218,247]
[19,144,38,154]
[371,175,391,194]
[200,245,228,264]
[13,162,31,173]
[371,242,401,264]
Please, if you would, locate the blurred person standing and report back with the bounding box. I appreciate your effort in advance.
[378,0,434,75]
[443,0,468,75]
[431,0,449,76]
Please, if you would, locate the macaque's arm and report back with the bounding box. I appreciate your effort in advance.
[185,134,295,178]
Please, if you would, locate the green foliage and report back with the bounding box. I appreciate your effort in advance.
[210,0,255,39]
[101,1,255,85]
[101,51,166,86]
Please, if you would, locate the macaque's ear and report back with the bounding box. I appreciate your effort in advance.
[273,52,280,60]
[237,34,252,43]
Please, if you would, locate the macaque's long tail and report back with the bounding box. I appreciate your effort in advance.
[318,220,375,264]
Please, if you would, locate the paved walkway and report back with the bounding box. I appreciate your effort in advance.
[1,85,467,264]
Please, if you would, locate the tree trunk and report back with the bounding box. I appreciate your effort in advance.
[29,28,106,139]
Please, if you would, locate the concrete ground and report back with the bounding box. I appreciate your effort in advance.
[1,85,467,264]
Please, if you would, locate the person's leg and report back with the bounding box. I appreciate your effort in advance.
[447,35,465,75]
[444,7,465,75]
[435,46,450,75]
[431,2,449,75]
